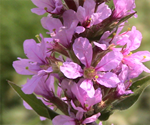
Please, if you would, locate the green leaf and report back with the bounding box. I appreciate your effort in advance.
[112,75,150,110]
[99,75,150,121]
[8,81,58,120]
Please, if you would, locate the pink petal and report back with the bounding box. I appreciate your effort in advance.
[31,8,46,15]
[80,79,95,98]
[60,62,83,79]
[96,51,123,71]
[97,72,120,88]
[22,75,42,94]
[73,37,93,67]
[83,113,100,124]
[131,51,150,62]
[13,59,40,75]
[52,115,75,125]
[75,26,85,34]
[94,42,107,50]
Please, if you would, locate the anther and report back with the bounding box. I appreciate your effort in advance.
[35,34,41,43]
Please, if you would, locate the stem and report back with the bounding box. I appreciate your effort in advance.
[50,96,69,115]
[64,0,77,11]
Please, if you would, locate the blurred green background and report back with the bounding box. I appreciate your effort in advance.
[0,0,150,125]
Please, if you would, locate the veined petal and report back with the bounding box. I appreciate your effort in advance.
[63,9,78,28]
[80,79,95,98]
[131,51,150,62]
[22,75,42,94]
[34,75,55,98]
[23,39,46,63]
[96,51,123,71]
[73,37,93,67]
[97,72,120,88]
[13,59,40,75]
[75,26,85,34]
[86,88,102,108]
[94,42,107,50]
[31,8,46,15]
[83,0,95,16]
[41,16,62,33]
[91,3,111,25]
[52,115,75,125]
[60,62,83,79]
[83,113,100,124]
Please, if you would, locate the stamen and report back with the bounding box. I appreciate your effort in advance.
[35,34,41,43]
[120,27,131,36]
[141,55,146,62]
[95,75,99,79]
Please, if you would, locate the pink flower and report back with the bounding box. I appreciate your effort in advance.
[113,0,136,18]
[31,0,63,15]
[60,37,122,97]
[75,0,111,34]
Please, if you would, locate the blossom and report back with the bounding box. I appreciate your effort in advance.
[13,34,53,94]
[60,37,122,97]
[41,10,78,48]
[75,0,111,34]
[31,0,63,15]
[112,0,136,18]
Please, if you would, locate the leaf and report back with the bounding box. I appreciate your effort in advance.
[8,81,58,120]
[99,75,150,121]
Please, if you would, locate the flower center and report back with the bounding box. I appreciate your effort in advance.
[83,66,96,79]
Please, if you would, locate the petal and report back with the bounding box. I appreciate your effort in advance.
[97,72,120,88]
[86,88,102,108]
[80,79,95,98]
[41,16,62,33]
[131,51,150,62]
[34,75,55,98]
[13,59,40,75]
[60,62,83,79]
[126,26,142,52]
[94,42,107,50]
[23,39,46,63]
[71,100,86,112]
[52,115,75,125]
[73,37,93,67]
[22,75,42,94]
[63,9,78,28]
[23,101,32,110]
[83,0,95,16]
[75,26,85,34]
[83,113,100,124]
[96,51,123,71]
[31,8,46,15]
[91,3,111,25]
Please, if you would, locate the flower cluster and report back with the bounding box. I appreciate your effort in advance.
[13,0,150,125]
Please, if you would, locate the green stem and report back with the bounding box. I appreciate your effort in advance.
[50,96,69,115]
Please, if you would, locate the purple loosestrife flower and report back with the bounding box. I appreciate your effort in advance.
[75,0,111,34]
[13,34,53,94]
[71,79,102,112]
[60,37,122,97]
[119,26,150,78]
[41,10,78,48]
[31,0,63,15]
[112,0,136,19]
